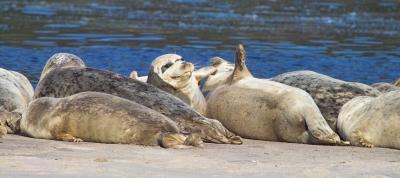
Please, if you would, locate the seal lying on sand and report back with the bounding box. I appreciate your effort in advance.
[0,68,34,134]
[147,54,216,114]
[338,91,400,149]
[21,92,203,148]
[200,57,381,131]
[206,45,344,145]
[371,82,400,93]
[39,53,85,81]
[35,66,242,145]
[270,71,381,131]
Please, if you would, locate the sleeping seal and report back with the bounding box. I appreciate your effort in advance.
[21,92,202,148]
[39,53,85,81]
[147,54,216,114]
[206,45,344,145]
[0,68,34,134]
[35,66,242,145]
[338,91,400,149]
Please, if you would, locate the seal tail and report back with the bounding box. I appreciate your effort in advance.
[227,44,253,84]
[159,133,203,149]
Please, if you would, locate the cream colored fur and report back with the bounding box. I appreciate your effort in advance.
[206,44,344,145]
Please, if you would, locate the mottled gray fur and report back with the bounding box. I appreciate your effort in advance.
[35,67,242,144]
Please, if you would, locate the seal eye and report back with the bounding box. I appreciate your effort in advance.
[162,62,174,73]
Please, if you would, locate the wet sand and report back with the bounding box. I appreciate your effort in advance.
[0,135,399,177]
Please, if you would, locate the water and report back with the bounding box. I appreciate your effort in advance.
[0,0,399,86]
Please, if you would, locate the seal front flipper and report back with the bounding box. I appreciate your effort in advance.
[55,133,84,143]
[159,133,204,149]
[0,124,6,138]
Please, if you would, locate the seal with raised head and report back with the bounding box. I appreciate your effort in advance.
[206,44,345,145]
[21,92,203,148]
[147,54,216,115]
[0,68,34,134]
[338,91,400,149]
[35,62,242,145]
[39,53,85,81]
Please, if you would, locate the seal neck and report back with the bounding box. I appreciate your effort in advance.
[174,76,207,114]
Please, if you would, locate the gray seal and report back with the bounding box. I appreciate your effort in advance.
[21,92,203,148]
[35,67,242,145]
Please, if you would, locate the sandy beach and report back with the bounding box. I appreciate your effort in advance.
[0,135,399,178]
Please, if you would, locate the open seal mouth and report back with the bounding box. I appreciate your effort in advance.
[170,71,192,79]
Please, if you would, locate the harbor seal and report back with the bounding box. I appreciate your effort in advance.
[0,68,34,134]
[199,57,381,132]
[200,57,234,95]
[371,82,400,93]
[147,54,216,114]
[35,66,242,145]
[39,53,85,81]
[206,44,344,145]
[21,92,203,148]
[338,91,400,149]
[270,71,381,131]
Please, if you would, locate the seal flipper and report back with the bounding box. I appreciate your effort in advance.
[0,123,6,138]
[227,44,253,84]
[193,66,217,84]
[159,133,203,149]
[0,108,22,134]
[55,133,83,142]
[352,130,374,148]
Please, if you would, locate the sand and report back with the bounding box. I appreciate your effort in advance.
[0,135,399,178]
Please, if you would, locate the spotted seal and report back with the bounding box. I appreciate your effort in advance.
[39,53,85,81]
[21,92,203,148]
[206,44,345,145]
[35,65,242,145]
[338,91,400,149]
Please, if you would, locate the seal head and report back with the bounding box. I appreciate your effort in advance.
[147,54,208,114]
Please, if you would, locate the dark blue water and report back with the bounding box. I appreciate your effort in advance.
[0,0,399,86]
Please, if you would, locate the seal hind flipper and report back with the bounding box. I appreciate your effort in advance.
[228,44,253,84]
